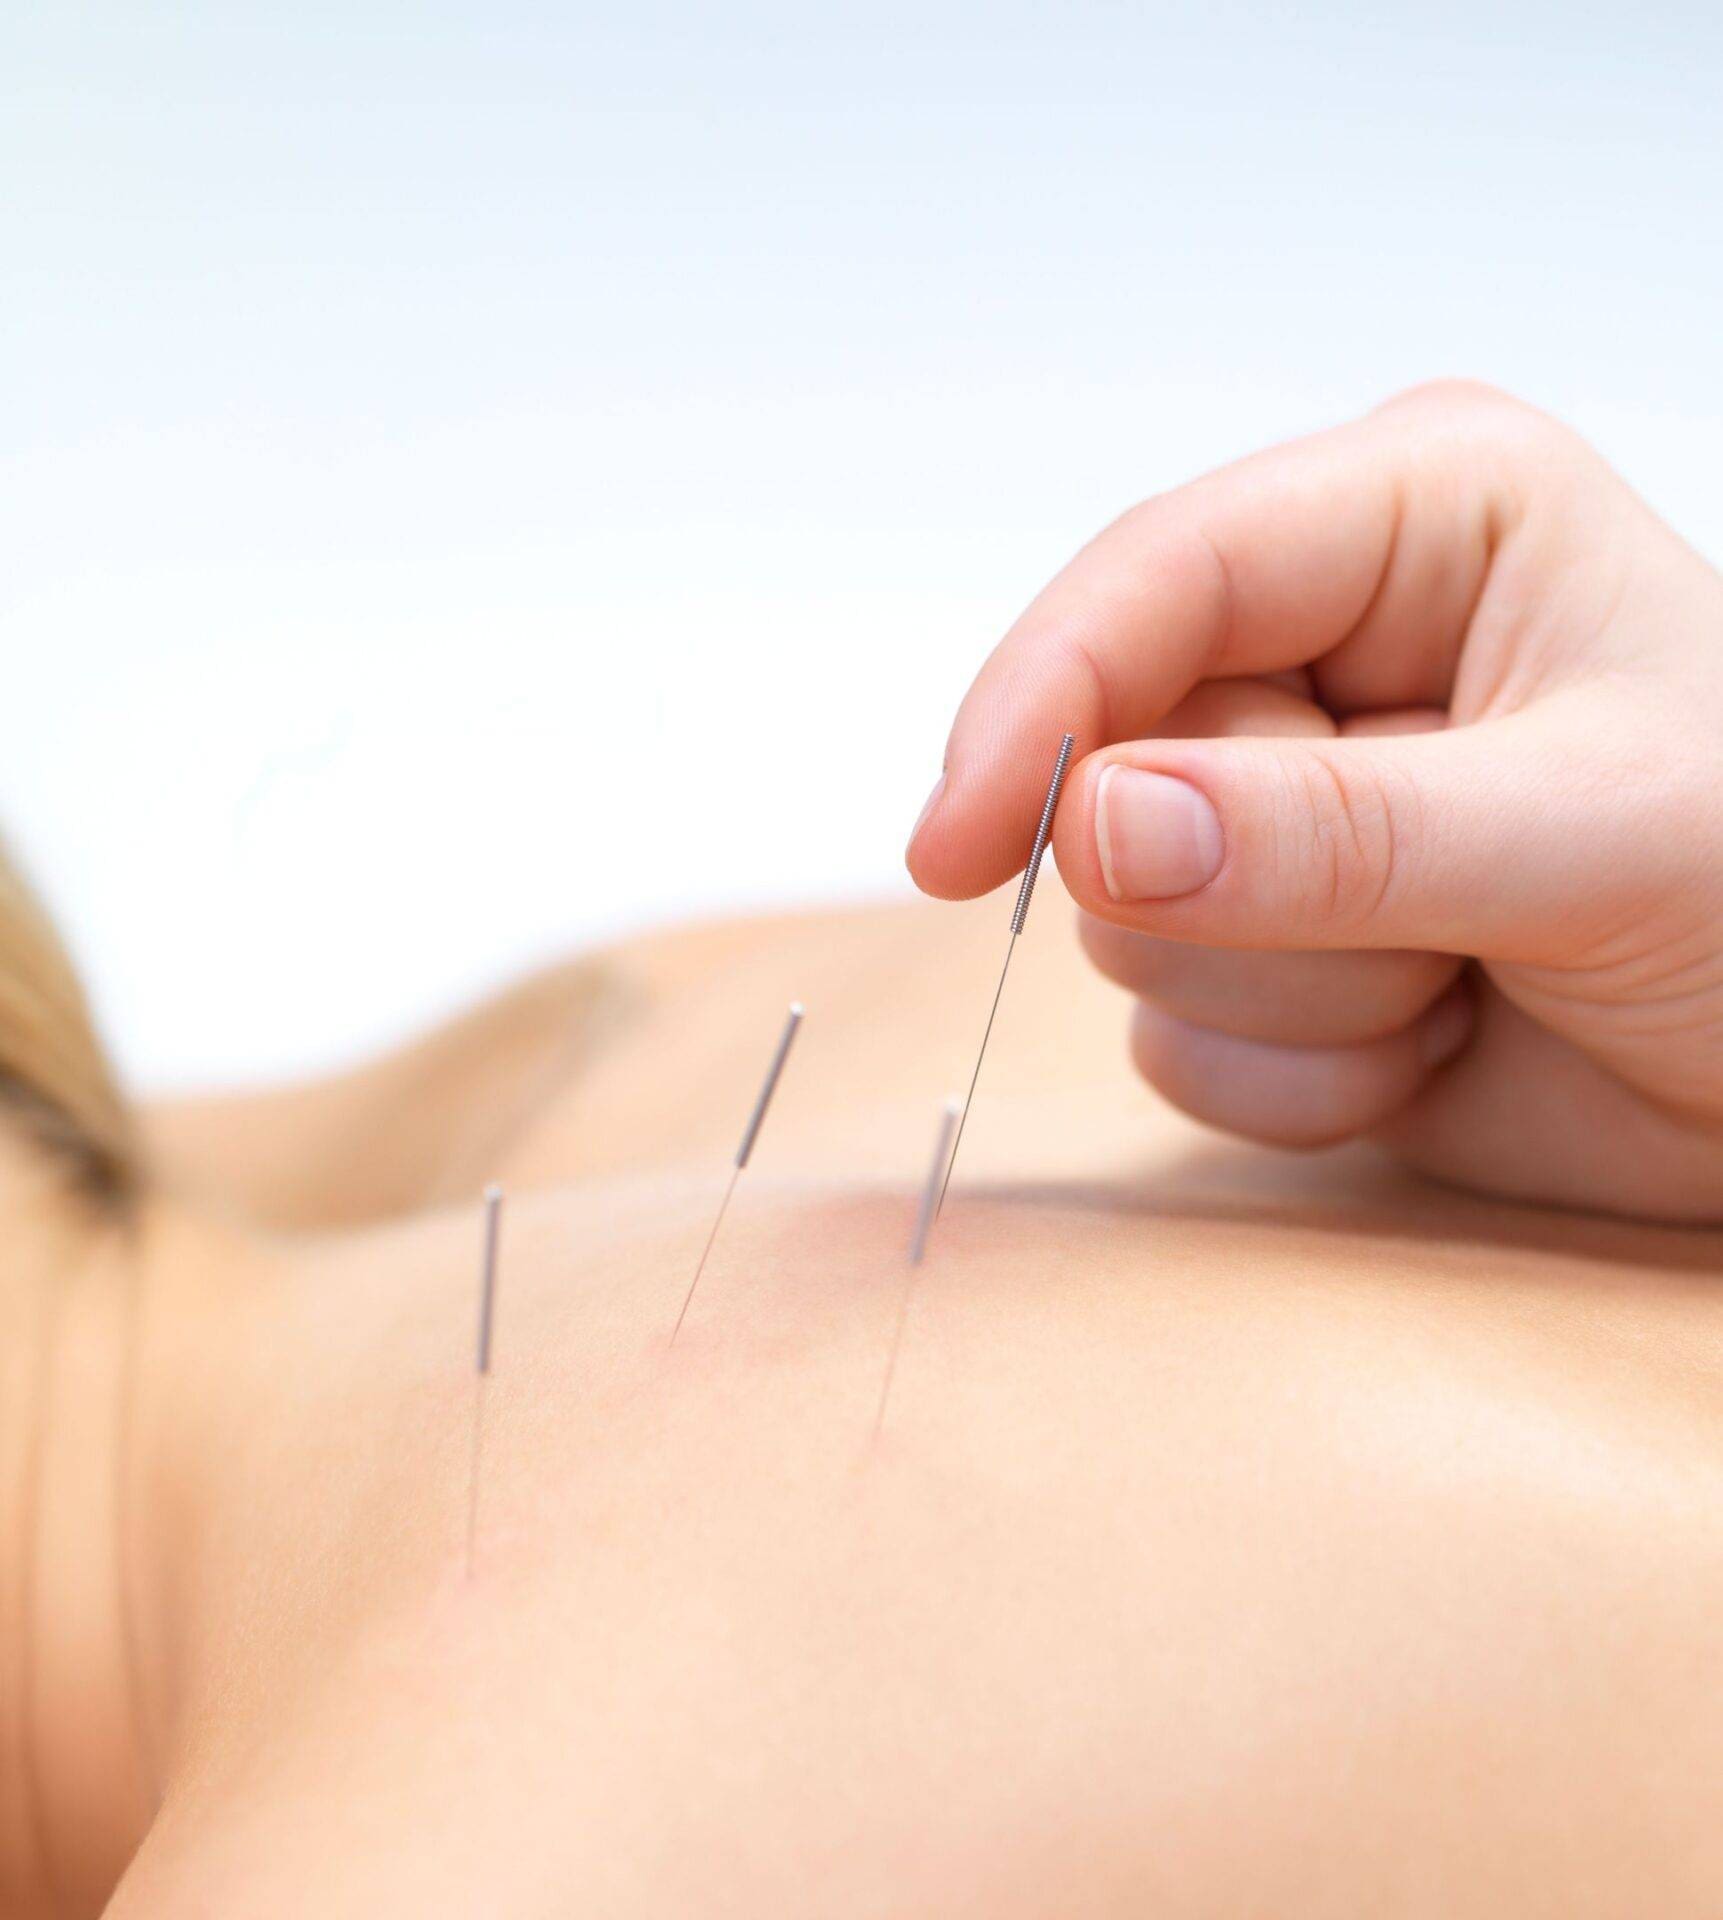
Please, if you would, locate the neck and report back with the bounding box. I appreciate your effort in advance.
[0,1149,221,1917]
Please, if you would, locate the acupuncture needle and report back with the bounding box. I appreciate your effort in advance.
[870,1096,961,1444]
[465,1182,504,1578]
[670,1001,804,1345]
[935,730,1075,1221]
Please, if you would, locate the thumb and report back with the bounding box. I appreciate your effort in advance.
[1055,700,1680,962]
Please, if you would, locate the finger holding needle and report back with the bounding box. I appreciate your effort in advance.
[935,732,1075,1222]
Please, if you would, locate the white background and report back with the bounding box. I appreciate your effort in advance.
[5,3,1721,1090]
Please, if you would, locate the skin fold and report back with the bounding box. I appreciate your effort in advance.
[9,888,1717,1916]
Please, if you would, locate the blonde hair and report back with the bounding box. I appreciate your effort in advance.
[0,843,133,1202]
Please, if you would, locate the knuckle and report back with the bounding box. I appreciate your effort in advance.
[1385,375,1521,416]
[1127,1000,1368,1153]
[1281,749,1417,936]
[1112,495,1238,653]
[1380,379,1597,488]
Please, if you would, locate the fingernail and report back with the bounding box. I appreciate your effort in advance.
[907,773,946,855]
[1096,766,1224,901]
[1420,989,1474,1070]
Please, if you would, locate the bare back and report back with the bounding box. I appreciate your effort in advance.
[111,889,1723,1917]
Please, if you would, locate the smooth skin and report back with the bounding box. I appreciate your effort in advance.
[8,894,1718,1917]
[907,382,1723,1222]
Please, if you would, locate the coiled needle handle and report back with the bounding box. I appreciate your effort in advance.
[1011,731,1074,935]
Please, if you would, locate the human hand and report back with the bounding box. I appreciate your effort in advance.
[907,383,1723,1223]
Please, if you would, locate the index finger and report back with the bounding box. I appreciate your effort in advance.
[906,383,1530,900]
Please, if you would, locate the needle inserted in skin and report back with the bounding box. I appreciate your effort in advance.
[871,1097,961,1444]
[670,1001,804,1344]
[465,1182,504,1579]
[935,731,1075,1221]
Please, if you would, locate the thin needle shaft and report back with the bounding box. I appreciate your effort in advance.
[465,1183,504,1579]
[464,1387,488,1576]
[933,934,1014,1220]
[873,1098,961,1443]
[935,731,1075,1221]
[670,1001,804,1344]
[670,1164,739,1343]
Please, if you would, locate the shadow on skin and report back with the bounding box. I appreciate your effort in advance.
[954,1135,1723,1280]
